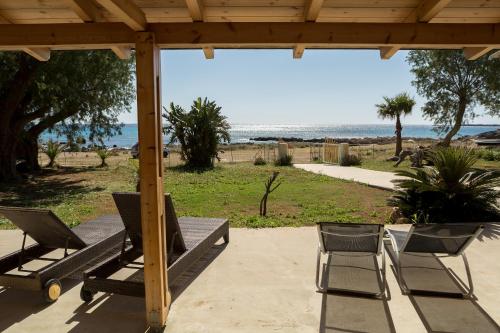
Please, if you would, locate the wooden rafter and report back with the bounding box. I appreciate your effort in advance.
[95,0,146,31]
[380,0,452,59]
[111,45,133,59]
[304,0,324,22]
[490,50,500,59]
[0,12,51,61]
[463,47,494,61]
[202,47,214,59]
[0,23,499,49]
[293,45,305,59]
[22,47,51,61]
[186,0,205,22]
[66,0,102,22]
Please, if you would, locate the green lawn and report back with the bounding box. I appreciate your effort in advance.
[0,161,392,229]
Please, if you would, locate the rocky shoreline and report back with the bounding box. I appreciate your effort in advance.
[249,136,437,145]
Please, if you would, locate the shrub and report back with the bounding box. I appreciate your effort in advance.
[389,146,500,223]
[96,148,111,167]
[163,97,230,168]
[254,156,267,165]
[45,140,63,168]
[341,154,361,166]
[274,154,293,166]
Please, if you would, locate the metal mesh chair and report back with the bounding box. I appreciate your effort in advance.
[385,223,484,298]
[316,222,385,298]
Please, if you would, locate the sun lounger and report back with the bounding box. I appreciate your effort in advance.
[80,192,229,301]
[385,223,484,298]
[0,207,124,302]
[316,222,386,298]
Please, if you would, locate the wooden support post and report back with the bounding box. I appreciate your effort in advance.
[135,31,170,330]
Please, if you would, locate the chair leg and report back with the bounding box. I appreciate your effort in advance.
[316,246,326,292]
[223,232,229,244]
[375,247,387,298]
[461,253,474,298]
[395,253,410,295]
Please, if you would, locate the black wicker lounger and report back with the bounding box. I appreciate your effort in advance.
[0,207,125,302]
[80,192,229,301]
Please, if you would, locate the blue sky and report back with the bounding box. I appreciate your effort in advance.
[119,49,497,125]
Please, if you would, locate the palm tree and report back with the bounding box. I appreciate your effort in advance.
[376,93,416,157]
[163,97,230,168]
[389,146,500,223]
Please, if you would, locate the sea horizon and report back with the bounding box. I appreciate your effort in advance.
[41,123,499,148]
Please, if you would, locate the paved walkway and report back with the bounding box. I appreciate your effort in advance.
[294,164,402,191]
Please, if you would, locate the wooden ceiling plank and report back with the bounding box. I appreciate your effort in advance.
[66,0,102,22]
[463,46,493,60]
[186,0,205,21]
[293,44,305,58]
[95,0,146,30]
[202,46,214,58]
[304,0,325,21]
[111,45,133,59]
[22,47,51,61]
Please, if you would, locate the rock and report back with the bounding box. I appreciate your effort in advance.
[389,207,404,223]
[396,217,410,224]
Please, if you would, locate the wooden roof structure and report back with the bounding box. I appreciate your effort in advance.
[1,1,499,331]
[0,0,499,60]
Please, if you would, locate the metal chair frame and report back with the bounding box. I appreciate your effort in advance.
[315,223,386,298]
[386,224,484,298]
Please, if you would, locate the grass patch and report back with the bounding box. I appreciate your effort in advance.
[0,162,392,229]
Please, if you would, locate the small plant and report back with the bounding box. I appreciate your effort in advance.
[254,156,267,166]
[274,154,293,166]
[341,154,361,166]
[260,171,282,217]
[96,148,111,167]
[45,140,63,168]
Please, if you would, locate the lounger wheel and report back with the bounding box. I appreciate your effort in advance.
[43,279,62,303]
[80,286,96,302]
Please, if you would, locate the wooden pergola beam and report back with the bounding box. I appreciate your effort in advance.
[293,45,305,59]
[202,47,214,59]
[95,0,146,31]
[111,45,133,59]
[0,23,499,49]
[185,0,205,22]
[463,47,493,60]
[22,47,51,61]
[304,0,324,22]
[490,50,500,59]
[66,0,102,22]
[379,46,400,60]
[380,0,452,59]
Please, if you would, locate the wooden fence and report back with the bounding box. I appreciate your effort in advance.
[323,138,339,164]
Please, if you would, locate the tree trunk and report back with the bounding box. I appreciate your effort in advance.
[441,99,467,147]
[395,115,403,157]
[0,140,18,181]
[17,136,41,172]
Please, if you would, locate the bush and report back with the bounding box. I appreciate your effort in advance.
[341,154,361,166]
[163,97,230,168]
[96,149,111,167]
[44,140,63,168]
[389,146,500,223]
[254,156,267,165]
[274,154,293,166]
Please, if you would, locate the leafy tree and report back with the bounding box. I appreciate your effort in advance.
[163,97,230,168]
[0,51,134,181]
[389,146,500,223]
[375,93,416,156]
[407,50,500,146]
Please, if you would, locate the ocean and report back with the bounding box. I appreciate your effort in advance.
[41,124,499,148]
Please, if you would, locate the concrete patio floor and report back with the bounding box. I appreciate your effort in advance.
[0,225,499,333]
